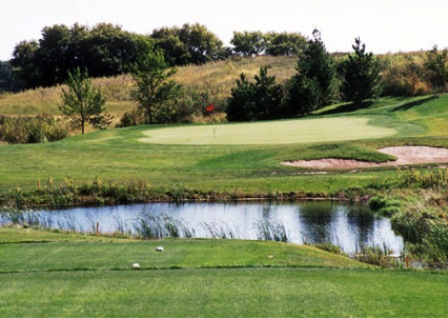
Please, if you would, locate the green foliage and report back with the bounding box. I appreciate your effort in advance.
[226,66,283,121]
[11,23,148,88]
[264,32,307,56]
[60,67,112,134]
[129,48,181,124]
[283,30,337,116]
[380,54,429,97]
[424,46,448,92]
[10,40,40,89]
[341,38,383,105]
[225,73,255,121]
[231,31,266,56]
[391,204,448,266]
[0,61,22,92]
[398,168,448,190]
[368,195,403,217]
[152,23,226,65]
[151,26,191,65]
[117,108,147,127]
[0,115,67,144]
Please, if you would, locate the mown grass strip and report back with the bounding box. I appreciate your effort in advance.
[0,267,446,317]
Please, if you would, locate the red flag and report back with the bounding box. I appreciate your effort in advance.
[205,104,215,112]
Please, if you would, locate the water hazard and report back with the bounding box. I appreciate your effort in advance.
[1,201,403,253]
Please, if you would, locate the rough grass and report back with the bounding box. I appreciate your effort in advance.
[0,56,296,118]
[2,94,448,196]
[1,88,448,198]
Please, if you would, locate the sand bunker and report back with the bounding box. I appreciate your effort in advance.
[282,146,448,170]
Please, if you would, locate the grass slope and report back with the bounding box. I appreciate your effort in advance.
[0,56,296,118]
[0,229,447,317]
[1,94,448,197]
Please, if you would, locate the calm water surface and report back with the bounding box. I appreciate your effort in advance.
[2,201,403,253]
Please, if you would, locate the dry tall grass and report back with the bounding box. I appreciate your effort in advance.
[0,56,297,117]
[0,53,433,119]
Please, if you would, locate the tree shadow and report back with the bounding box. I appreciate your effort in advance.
[391,95,438,112]
[318,101,373,115]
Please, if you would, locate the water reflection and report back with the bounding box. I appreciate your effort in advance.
[0,201,403,253]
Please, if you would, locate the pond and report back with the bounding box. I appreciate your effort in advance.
[1,201,403,254]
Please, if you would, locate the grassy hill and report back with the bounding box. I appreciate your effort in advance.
[0,56,296,119]
[1,93,448,199]
[1,56,448,316]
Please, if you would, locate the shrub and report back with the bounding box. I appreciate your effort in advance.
[0,115,67,144]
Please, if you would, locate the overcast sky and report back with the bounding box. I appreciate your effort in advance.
[1,0,447,61]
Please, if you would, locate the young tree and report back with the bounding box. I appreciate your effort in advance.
[424,46,448,92]
[60,68,111,134]
[252,66,284,120]
[226,73,256,122]
[341,38,382,105]
[226,66,283,121]
[283,30,337,117]
[129,48,181,124]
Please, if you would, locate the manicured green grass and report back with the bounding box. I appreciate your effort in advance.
[0,226,129,243]
[2,268,447,317]
[140,117,396,145]
[2,94,448,197]
[0,240,364,273]
[0,229,446,317]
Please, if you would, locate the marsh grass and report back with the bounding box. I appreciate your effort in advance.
[255,219,288,242]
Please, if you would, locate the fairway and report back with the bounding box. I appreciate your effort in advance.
[0,229,447,318]
[139,116,396,145]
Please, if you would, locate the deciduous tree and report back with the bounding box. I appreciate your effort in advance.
[129,48,181,124]
[231,31,266,56]
[60,68,111,134]
[424,46,448,92]
[265,32,307,56]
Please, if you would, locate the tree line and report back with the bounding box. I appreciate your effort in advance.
[1,23,309,91]
[227,33,448,121]
[227,32,380,121]
[2,22,448,142]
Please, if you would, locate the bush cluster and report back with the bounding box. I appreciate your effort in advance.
[0,115,67,144]
[118,90,226,127]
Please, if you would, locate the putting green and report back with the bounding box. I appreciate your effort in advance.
[139,117,396,145]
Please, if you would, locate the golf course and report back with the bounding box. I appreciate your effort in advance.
[3,48,448,317]
[1,92,448,316]
[1,227,448,317]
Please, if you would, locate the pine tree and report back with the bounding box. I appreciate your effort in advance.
[226,73,256,122]
[130,48,181,124]
[284,30,336,117]
[226,66,283,121]
[341,38,382,105]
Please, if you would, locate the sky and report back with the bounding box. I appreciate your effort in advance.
[1,0,448,61]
